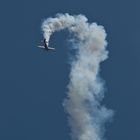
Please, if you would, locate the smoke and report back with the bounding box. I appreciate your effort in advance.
[41,13,113,140]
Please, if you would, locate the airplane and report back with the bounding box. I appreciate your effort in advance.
[38,39,55,51]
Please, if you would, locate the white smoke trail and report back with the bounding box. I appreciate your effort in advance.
[41,13,113,140]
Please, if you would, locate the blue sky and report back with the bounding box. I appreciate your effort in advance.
[0,0,140,140]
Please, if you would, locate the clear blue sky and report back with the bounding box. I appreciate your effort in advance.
[0,0,140,140]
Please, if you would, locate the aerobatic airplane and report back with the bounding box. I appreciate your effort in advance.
[38,39,55,51]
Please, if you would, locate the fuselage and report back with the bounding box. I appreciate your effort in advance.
[43,39,47,48]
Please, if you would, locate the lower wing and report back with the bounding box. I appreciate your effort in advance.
[37,46,45,49]
[48,47,55,50]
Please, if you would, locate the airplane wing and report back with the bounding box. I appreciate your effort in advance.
[48,47,55,50]
[38,46,45,49]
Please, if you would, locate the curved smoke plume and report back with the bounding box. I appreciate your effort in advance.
[41,13,113,140]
